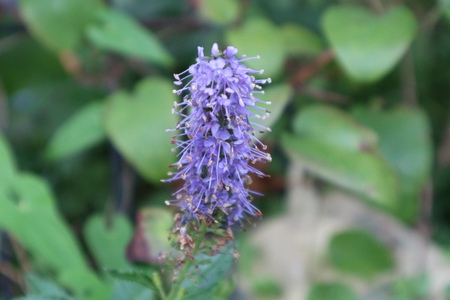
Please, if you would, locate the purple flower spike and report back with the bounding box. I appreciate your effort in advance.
[164,43,272,228]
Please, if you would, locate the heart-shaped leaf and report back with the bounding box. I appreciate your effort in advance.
[226,17,286,78]
[282,105,398,209]
[0,133,16,186]
[84,214,133,269]
[104,77,177,183]
[197,0,239,24]
[322,5,417,82]
[352,106,432,221]
[87,9,174,67]
[308,282,358,300]
[441,0,450,20]
[327,229,394,278]
[20,0,103,51]
[281,24,324,56]
[46,102,106,160]
[0,173,109,299]
[252,83,293,138]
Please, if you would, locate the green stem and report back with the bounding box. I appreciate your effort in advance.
[166,224,207,300]
[166,258,194,300]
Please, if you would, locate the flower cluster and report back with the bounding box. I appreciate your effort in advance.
[164,43,271,230]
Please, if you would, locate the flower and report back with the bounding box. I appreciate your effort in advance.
[164,43,271,228]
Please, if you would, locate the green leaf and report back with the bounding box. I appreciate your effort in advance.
[181,247,235,300]
[198,0,240,24]
[13,297,64,300]
[24,273,76,299]
[327,229,394,278]
[0,37,67,95]
[87,9,173,67]
[106,269,158,293]
[111,280,155,300]
[352,107,432,221]
[0,173,109,299]
[46,102,106,160]
[84,214,133,269]
[281,23,324,56]
[283,105,398,208]
[140,207,177,257]
[307,282,358,300]
[322,5,416,82]
[19,0,103,51]
[104,77,177,183]
[0,133,16,187]
[394,274,429,300]
[226,17,286,78]
[253,83,293,138]
[293,105,378,152]
[252,278,283,298]
[441,0,450,20]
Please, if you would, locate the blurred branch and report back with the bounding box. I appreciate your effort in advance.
[289,50,334,93]
[400,50,418,107]
[142,16,207,34]
[420,5,444,34]
[367,0,385,14]
[437,120,450,166]
[301,87,350,104]
[234,0,252,26]
[0,262,25,292]
[10,236,30,274]
[0,80,7,132]
[417,181,433,276]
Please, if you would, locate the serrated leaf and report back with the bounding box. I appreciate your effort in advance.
[84,214,133,269]
[106,269,158,292]
[281,23,324,56]
[46,102,105,160]
[111,280,155,300]
[104,77,177,183]
[20,0,103,51]
[87,9,173,66]
[328,230,394,278]
[308,282,358,300]
[226,17,285,78]
[198,0,239,24]
[181,247,235,300]
[322,5,416,82]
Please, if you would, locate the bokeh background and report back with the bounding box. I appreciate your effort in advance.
[0,0,450,299]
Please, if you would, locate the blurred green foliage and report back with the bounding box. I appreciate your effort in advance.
[0,0,449,299]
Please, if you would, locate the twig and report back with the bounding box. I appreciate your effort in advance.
[367,0,385,14]
[437,120,450,166]
[417,181,433,276]
[400,50,418,107]
[301,87,350,104]
[0,262,26,292]
[0,80,8,132]
[234,0,252,26]
[9,236,30,274]
[289,50,334,92]
[420,5,444,34]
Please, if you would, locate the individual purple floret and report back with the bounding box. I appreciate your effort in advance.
[163,43,271,228]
